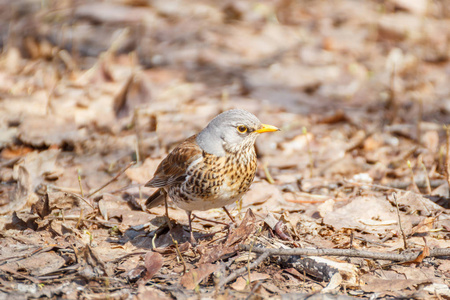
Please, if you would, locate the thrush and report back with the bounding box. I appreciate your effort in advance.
[145,109,279,243]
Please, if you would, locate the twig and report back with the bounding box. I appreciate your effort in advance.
[111,252,147,264]
[0,157,20,169]
[345,130,374,153]
[152,233,157,249]
[0,265,41,283]
[171,236,187,275]
[346,179,447,191]
[44,187,95,209]
[391,193,408,250]
[387,63,398,124]
[192,214,229,226]
[48,216,120,226]
[134,110,143,201]
[77,169,84,197]
[407,160,420,193]
[420,158,432,195]
[263,163,275,184]
[445,125,450,189]
[245,281,262,300]
[75,208,83,229]
[303,127,314,178]
[417,98,423,144]
[219,251,270,288]
[87,161,136,198]
[68,192,95,209]
[238,245,450,261]
[247,227,263,286]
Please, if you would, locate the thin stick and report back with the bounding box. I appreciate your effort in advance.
[48,216,120,226]
[388,63,398,124]
[347,179,446,191]
[445,125,450,189]
[69,192,94,209]
[219,251,270,288]
[245,281,262,300]
[392,193,408,250]
[0,265,41,283]
[75,208,83,229]
[238,245,450,261]
[77,169,84,197]
[263,163,275,184]
[152,233,157,249]
[247,227,263,286]
[417,98,423,144]
[171,235,187,275]
[192,214,229,226]
[407,160,420,193]
[134,110,143,201]
[222,206,236,223]
[303,127,314,178]
[420,159,432,195]
[87,161,136,198]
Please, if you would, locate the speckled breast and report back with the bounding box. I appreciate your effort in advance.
[168,148,257,212]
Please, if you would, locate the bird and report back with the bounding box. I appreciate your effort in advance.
[145,109,279,243]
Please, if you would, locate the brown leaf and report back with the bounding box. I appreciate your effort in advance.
[5,212,38,231]
[2,251,65,276]
[80,244,111,277]
[1,145,33,159]
[113,73,151,119]
[153,241,191,255]
[113,75,134,118]
[230,272,271,291]
[283,268,309,281]
[406,240,430,264]
[127,265,147,283]
[18,117,79,148]
[141,251,163,282]
[198,243,237,264]
[135,285,171,300]
[180,263,220,290]
[315,109,347,124]
[361,278,431,293]
[31,193,51,218]
[225,208,256,246]
[411,217,435,235]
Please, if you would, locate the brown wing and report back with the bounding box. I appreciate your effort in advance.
[145,135,202,188]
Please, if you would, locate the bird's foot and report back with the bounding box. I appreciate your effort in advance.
[165,216,173,230]
[189,231,197,246]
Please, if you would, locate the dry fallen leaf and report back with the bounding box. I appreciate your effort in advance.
[225,208,256,246]
[180,263,220,290]
[230,272,271,291]
[141,251,164,283]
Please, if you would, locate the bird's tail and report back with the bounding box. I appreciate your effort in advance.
[146,188,166,209]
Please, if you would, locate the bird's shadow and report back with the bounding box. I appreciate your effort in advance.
[120,216,216,250]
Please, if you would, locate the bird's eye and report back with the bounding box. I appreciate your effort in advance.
[237,125,248,133]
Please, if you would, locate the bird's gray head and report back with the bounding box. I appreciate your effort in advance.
[196,109,279,156]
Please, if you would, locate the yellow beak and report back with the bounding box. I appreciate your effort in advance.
[256,124,280,133]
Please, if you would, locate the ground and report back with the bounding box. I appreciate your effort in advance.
[0,0,450,299]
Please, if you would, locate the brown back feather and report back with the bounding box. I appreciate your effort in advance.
[145,135,202,188]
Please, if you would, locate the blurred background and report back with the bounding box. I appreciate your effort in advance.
[1,0,450,209]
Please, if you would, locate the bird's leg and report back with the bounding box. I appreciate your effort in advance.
[187,211,196,245]
[223,206,236,224]
[163,191,172,230]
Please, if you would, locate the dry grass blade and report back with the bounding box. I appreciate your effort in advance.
[87,161,136,198]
